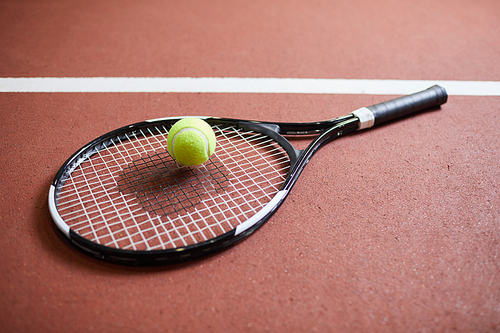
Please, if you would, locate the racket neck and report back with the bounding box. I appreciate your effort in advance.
[212,115,354,136]
[282,117,359,192]
[273,114,354,135]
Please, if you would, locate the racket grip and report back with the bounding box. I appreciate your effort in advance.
[352,85,447,129]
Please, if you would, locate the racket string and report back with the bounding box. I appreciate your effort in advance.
[56,123,290,251]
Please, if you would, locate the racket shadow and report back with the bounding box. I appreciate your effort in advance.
[116,149,231,218]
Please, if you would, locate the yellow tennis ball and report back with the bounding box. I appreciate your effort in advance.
[167,118,217,166]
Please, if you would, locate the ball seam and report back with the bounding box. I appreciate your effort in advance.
[171,127,209,161]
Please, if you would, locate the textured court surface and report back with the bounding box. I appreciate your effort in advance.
[1,0,499,332]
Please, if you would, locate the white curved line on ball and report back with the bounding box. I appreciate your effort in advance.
[171,128,209,161]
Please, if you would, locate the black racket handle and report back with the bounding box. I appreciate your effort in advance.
[352,85,448,130]
[370,85,447,126]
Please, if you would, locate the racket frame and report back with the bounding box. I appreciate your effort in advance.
[48,116,359,265]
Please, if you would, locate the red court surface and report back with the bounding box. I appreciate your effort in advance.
[1,0,499,332]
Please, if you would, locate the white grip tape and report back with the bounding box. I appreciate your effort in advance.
[351,107,375,130]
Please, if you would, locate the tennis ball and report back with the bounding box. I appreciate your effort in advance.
[167,118,217,166]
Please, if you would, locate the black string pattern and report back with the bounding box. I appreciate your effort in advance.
[117,150,230,217]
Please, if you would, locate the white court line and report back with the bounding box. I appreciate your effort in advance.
[0,77,499,96]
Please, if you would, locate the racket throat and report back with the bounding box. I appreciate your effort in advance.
[283,117,359,192]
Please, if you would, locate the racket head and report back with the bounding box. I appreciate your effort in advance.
[48,117,297,265]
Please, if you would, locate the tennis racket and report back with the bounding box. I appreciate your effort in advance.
[48,85,447,265]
